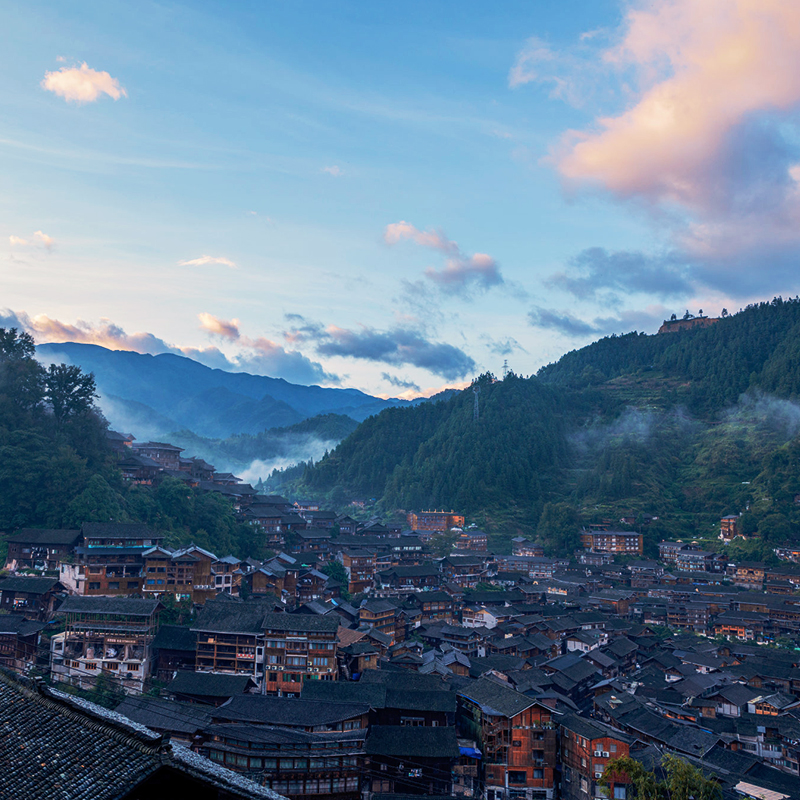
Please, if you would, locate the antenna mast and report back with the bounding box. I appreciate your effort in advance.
[473,384,481,421]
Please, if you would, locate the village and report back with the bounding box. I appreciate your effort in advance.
[1,434,800,800]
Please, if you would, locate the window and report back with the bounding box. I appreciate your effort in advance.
[614,787,627,799]
[89,582,101,590]
[126,663,140,671]
[610,743,617,752]
[512,740,522,747]
[533,769,544,779]
[508,771,527,784]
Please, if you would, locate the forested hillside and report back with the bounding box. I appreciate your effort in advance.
[0,329,267,561]
[294,298,800,552]
[168,413,359,474]
[303,373,565,520]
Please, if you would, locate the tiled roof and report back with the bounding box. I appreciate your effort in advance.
[58,596,160,616]
[6,528,80,545]
[192,597,274,635]
[0,575,61,595]
[365,725,459,758]
[214,695,370,727]
[262,611,339,633]
[0,669,282,800]
[0,615,45,635]
[81,522,158,539]
[168,671,254,698]
[301,680,388,708]
[115,695,212,735]
[151,624,197,652]
[458,676,537,718]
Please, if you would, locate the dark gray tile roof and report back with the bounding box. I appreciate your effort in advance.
[168,671,254,698]
[114,695,212,735]
[301,680,388,708]
[192,597,274,635]
[6,528,80,544]
[0,615,45,635]
[58,596,160,616]
[262,611,339,633]
[214,695,370,727]
[458,676,536,718]
[151,624,197,652]
[365,725,460,758]
[81,522,158,539]
[0,575,61,594]
[0,669,282,800]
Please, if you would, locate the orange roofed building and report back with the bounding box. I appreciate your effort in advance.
[407,510,465,531]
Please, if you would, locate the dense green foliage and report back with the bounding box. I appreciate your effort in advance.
[0,328,268,561]
[0,328,113,532]
[600,753,722,800]
[293,299,800,553]
[303,373,566,519]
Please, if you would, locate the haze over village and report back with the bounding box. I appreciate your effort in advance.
[6,2,800,800]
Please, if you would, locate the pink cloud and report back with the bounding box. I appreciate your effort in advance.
[556,1,800,209]
[41,62,127,104]
[384,221,503,295]
[198,312,240,340]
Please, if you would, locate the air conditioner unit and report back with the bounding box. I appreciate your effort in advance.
[602,752,610,758]
[594,751,603,757]
[594,773,604,779]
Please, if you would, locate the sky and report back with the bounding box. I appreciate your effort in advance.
[4,0,800,398]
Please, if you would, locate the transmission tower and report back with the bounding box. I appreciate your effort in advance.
[502,359,509,378]
[473,384,481,421]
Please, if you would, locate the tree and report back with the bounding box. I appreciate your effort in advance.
[600,753,722,800]
[428,530,458,558]
[536,502,579,556]
[0,327,45,415]
[63,474,125,527]
[44,363,97,424]
[322,560,351,600]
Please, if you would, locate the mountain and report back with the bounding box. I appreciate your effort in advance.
[167,413,360,477]
[36,343,410,439]
[293,298,800,553]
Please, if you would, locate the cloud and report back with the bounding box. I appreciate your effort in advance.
[322,165,343,176]
[1,308,338,386]
[509,37,557,89]
[41,62,127,104]
[179,255,236,268]
[528,304,669,338]
[549,247,693,300]
[286,318,476,381]
[381,372,421,393]
[9,231,54,250]
[195,311,338,384]
[33,230,54,250]
[198,312,240,340]
[551,0,800,297]
[384,220,504,296]
[481,335,528,356]
[508,36,597,106]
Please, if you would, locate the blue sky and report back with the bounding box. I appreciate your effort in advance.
[4,0,800,396]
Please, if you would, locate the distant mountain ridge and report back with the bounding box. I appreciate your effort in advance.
[36,343,410,439]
